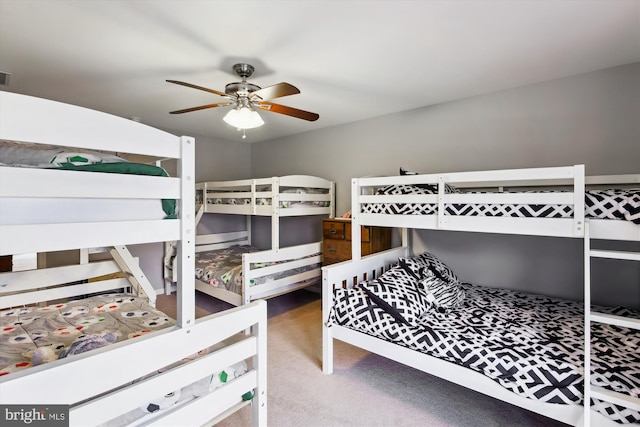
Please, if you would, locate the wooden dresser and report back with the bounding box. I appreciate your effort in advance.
[322,218,392,266]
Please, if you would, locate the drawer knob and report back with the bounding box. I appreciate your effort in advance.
[328,247,336,253]
[329,228,337,234]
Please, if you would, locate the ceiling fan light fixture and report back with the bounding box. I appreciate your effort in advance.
[223,106,264,129]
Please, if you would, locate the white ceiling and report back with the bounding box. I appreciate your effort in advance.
[1,0,639,143]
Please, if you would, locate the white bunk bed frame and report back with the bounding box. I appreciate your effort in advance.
[166,176,335,306]
[0,92,267,426]
[322,165,639,427]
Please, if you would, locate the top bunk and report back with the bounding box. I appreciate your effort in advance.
[350,165,639,245]
[0,91,195,256]
[196,175,335,218]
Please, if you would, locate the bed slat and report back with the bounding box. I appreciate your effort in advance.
[0,220,180,255]
[71,337,258,425]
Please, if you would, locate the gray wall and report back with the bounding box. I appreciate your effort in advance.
[250,63,640,308]
[192,131,253,237]
[135,131,252,290]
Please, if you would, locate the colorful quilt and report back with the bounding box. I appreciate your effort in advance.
[195,245,321,295]
[0,293,175,377]
[195,245,261,294]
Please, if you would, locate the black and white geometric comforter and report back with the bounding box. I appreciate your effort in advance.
[362,185,640,225]
[329,281,640,424]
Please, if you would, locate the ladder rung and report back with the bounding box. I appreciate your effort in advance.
[591,311,640,330]
[590,249,640,261]
[590,385,640,411]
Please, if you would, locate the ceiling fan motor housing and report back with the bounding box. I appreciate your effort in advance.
[226,63,260,96]
[225,81,261,96]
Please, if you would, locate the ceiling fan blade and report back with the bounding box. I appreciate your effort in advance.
[250,82,300,101]
[166,79,230,98]
[258,101,319,121]
[169,102,232,114]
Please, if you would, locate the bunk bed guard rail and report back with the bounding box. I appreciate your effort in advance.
[350,164,587,259]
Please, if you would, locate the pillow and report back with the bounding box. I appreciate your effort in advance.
[419,271,465,312]
[399,167,459,193]
[359,261,428,325]
[399,252,460,286]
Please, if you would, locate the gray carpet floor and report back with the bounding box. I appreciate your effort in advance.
[158,289,568,427]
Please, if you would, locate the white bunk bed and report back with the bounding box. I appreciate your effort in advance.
[322,165,639,426]
[0,91,267,426]
[165,176,335,306]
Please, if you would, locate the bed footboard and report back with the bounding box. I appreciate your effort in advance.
[321,246,409,374]
[242,242,323,304]
[0,300,268,427]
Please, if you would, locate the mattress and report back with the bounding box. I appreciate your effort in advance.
[362,184,640,224]
[195,245,321,295]
[329,281,640,424]
[0,293,175,377]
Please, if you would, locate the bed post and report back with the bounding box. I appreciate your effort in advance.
[246,215,253,246]
[176,136,196,328]
[253,300,268,426]
[351,178,362,261]
[573,165,586,237]
[329,181,336,218]
[584,220,592,426]
[322,266,335,375]
[242,253,252,306]
[249,178,256,247]
[271,176,280,250]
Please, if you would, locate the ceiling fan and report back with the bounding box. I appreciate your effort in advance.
[167,63,319,135]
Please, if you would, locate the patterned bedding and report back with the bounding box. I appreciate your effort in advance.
[329,260,640,424]
[362,184,640,224]
[0,293,175,377]
[0,140,126,168]
[0,291,253,423]
[201,187,330,208]
[0,140,176,218]
[195,245,321,295]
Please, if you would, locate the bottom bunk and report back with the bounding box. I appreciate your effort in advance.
[322,247,640,426]
[165,231,323,306]
[0,259,267,426]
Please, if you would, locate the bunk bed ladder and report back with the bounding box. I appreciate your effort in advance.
[584,220,640,426]
[109,245,157,306]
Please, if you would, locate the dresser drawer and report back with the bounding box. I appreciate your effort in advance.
[323,239,351,261]
[323,239,375,264]
[323,221,346,240]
